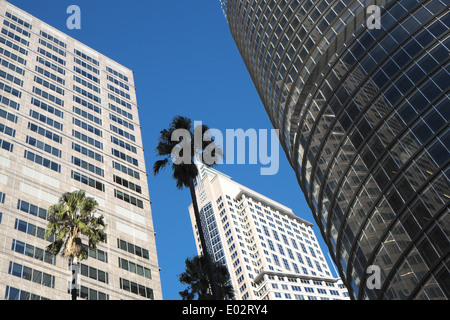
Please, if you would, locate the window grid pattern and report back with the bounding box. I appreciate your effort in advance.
[224,0,450,300]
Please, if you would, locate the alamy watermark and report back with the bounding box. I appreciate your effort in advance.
[69,263,81,292]
[366,265,381,289]
[367,5,382,30]
[67,5,81,30]
[171,121,280,176]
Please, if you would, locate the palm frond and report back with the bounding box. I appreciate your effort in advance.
[45,189,106,261]
[153,158,169,176]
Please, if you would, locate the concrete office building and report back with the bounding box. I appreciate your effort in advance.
[188,164,349,300]
[0,0,162,300]
[220,0,449,299]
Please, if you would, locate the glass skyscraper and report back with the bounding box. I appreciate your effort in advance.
[220,0,449,299]
[0,1,162,299]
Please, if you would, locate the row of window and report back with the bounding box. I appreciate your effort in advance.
[15,218,47,240]
[80,263,108,284]
[8,261,55,288]
[0,35,27,56]
[17,199,48,221]
[0,106,17,122]
[11,239,56,265]
[24,149,61,172]
[28,122,62,143]
[114,189,143,209]
[72,156,104,177]
[113,175,142,194]
[119,278,153,299]
[71,170,105,192]
[26,135,61,158]
[39,38,65,57]
[34,75,64,96]
[74,57,99,75]
[0,121,15,137]
[111,136,136,153]
[1,27,29,46]
[3,19,30,37]
[37,47,65,66]
[73,106,101,125]
[74,49,98,66]
[5,12,32,30]
[118,257,152,279]
[30,109,63,130]
[40,31,66,48]
[0,46,27,65]
[0,67,22,86]
[0,79,21,97]
[0,92,20,109]
[5,286,49,300]
[74,75,100,93]
[35,65,65,85]
[271,282,342,296]
[31,97,63,118]
[117,238,150,260]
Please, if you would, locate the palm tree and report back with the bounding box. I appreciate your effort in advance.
[153,115,222,299]
[45,189,107,300]
[179,256,235,300]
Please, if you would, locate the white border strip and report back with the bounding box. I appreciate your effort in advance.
[6,4,33,22]
[40,23,67,40]
[74,41,99,58]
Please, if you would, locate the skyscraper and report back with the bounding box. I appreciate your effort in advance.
[0,0,161,300]
[220,0,449,299]
[188,164,350,300]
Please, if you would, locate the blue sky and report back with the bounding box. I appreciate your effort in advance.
[9,0,339,299]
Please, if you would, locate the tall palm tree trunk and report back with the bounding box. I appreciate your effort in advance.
[188,179,219,300]
[70,257,78,301]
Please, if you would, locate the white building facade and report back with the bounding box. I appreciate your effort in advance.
[0,1,162,300]
[189,165,349,300]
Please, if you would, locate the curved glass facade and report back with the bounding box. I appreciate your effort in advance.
[222,0,449,299]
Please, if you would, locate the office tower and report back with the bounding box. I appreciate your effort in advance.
[188,165,350,300]
[0,1,162,300]
[220,0,449,300]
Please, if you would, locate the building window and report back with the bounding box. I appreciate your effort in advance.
[4,286,49,300]
[118,257,152,279]
[114,189,143,208]
[80,263,109,284]
[8,261,55,288]
[81,244,108,263]
[11,239,55,265]
[71,170,105,192]
[117,238,149,260]
[71,156,104,177]
[28,122,62,144]
[75,285,109,300]
[113,175,141,193]
[24,150,61,172]
[17,199,48,220]
[119,278,153,299]
[112,148,138,166]
[14,219,48,241]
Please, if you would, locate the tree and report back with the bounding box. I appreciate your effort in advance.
[179,256,235,300]
[45,190,107,300]
[153,116,222,299]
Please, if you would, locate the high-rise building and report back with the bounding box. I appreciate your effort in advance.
[188,164,350,300]
[0,0,162,300]
[220,0,449,299]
